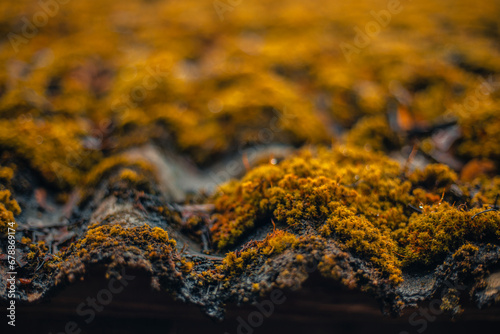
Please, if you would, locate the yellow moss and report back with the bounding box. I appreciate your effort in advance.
[25,241,49,266]
[346,116,400,152]
[107,66,331,163]
[108,167,153,192]
[0,166,14,182]
[0,117,101,189]
[219,230,298,276]
[210,145,500,282]
[409,164,458,191]
[401,203,500,266]
[471,176,500,207]
[455,97,500,162]
[211,146,414,249]
[261,230,298,255]
[180,259,194,273]
[0,0,499,295]
[83,155,156,188]
[69,224,177,259]
[0,167,21,235]
[320,206,402,282]
[441,289,463,315]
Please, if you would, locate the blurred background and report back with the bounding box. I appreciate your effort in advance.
[0,0,499,191]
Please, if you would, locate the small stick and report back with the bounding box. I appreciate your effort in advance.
[408,204,422,214]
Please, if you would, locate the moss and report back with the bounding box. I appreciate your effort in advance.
[107,63,331,164]
[58,224,178,271]
[320,206,402,283]
[470,176,500,206]
[401,203,500,266]
[441,288,463,315]
[1,0,500,316]
[209,145,500,283]
[0,167,21,235]
[210,146,414,282]
[409,164,459,205]
[0,0,498,191]
[0,117,101,189]
[83,155,156,189]
[108,168,154,194]
[211,146,414,249]
[346,116,400,152]
[0,166,14,183]
[455,97,500,162]
[26,241,49,262]
[409,164,458,191]
[218,229,298,276]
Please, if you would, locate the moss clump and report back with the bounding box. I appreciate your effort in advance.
[346,116,400,152]
[73,223,176,254]
[320,206,402,283]
[211,146,415,282]
[83,155,156,189]
[211,146,414,250]
[401,203,500,266]
[470,176,500,206]
[79,154,158,202]
[409,164,459,205]
[26,240,49,263]
[409,164,458,191]
[0,166,14,182]
[218,229,298,277]
[108,168,155,194]
[0,117,101,189]
[57,224,179,274]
